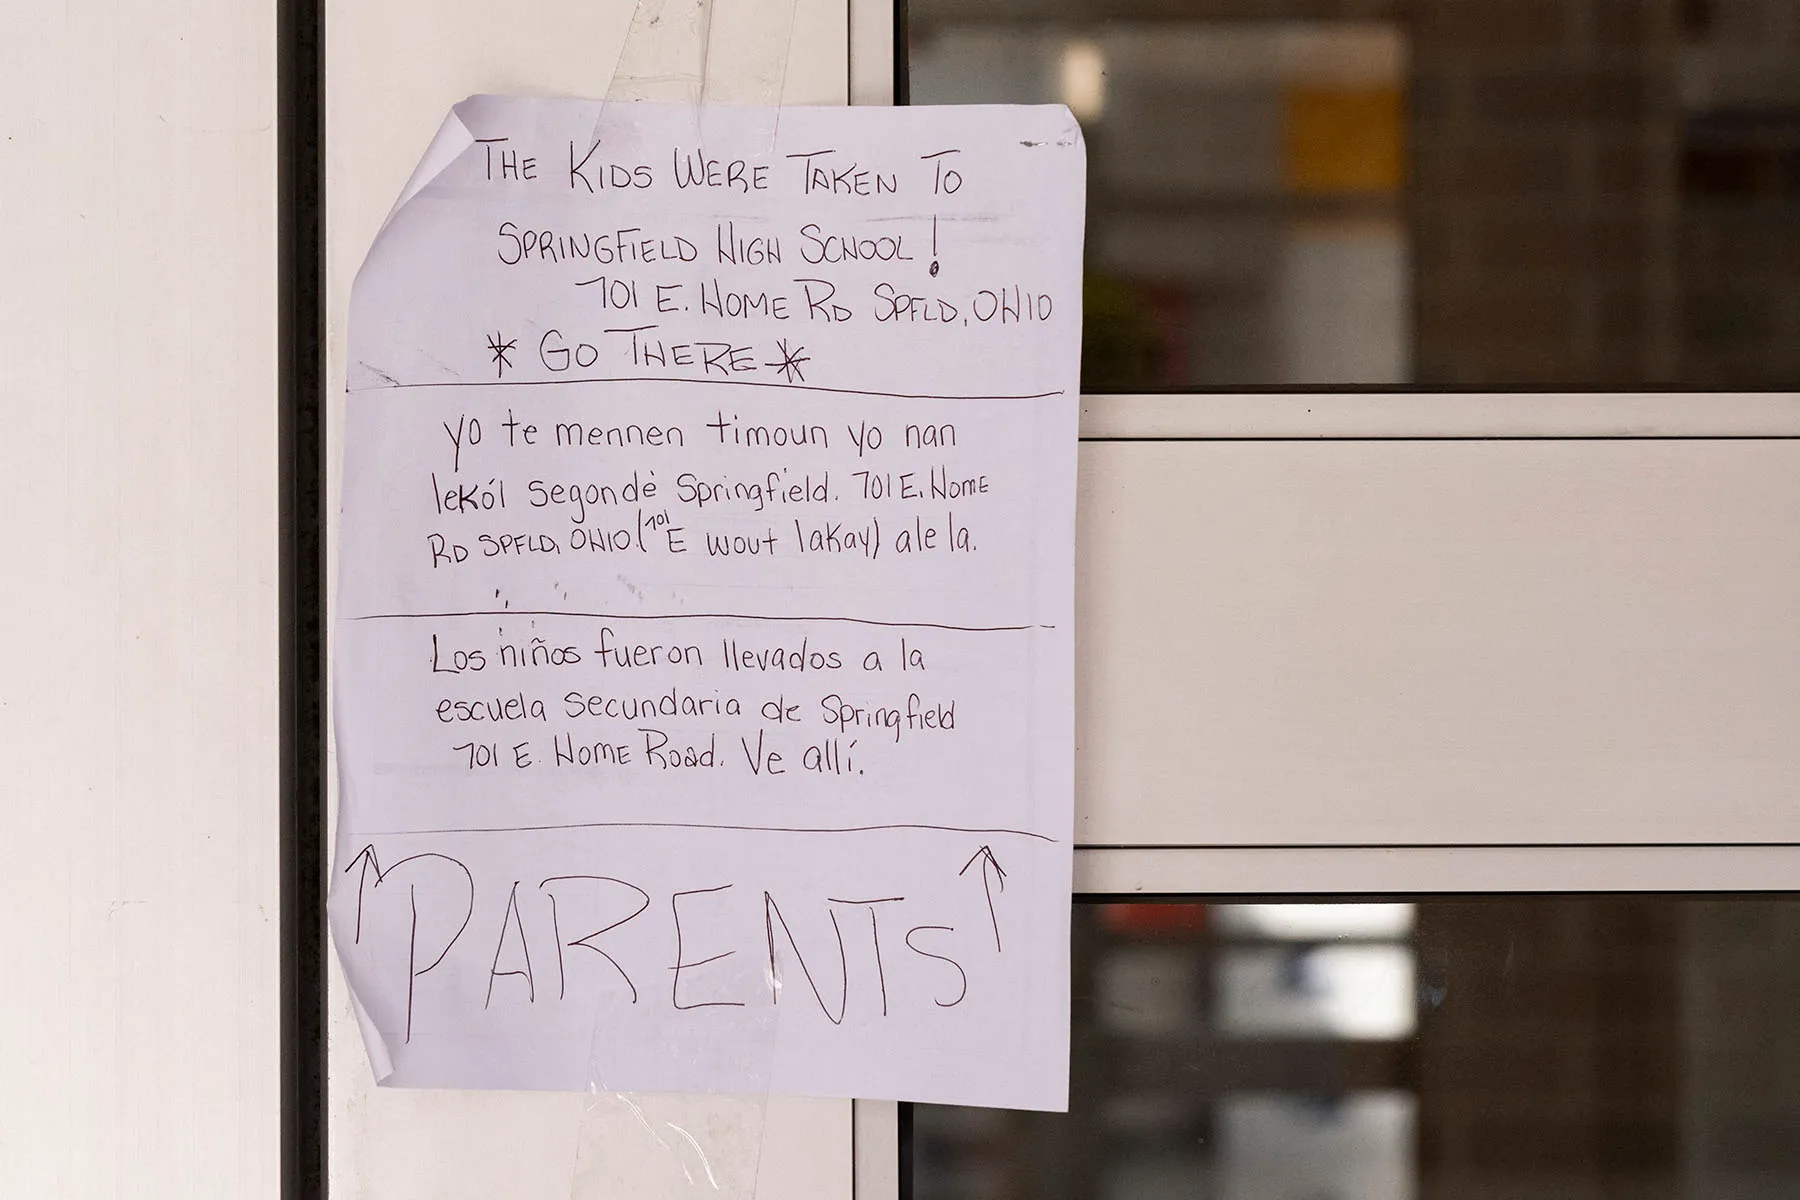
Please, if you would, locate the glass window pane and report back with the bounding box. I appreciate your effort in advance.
[907,0,1800,389]
[909,896,1800,1200]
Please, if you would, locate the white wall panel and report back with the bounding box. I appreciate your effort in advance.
[0,1,280,1195]
[325,2,851,1196]
[1078,437,1800,849]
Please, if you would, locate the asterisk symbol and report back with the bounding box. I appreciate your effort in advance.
[765,338,810,384]
[486,331,517,378]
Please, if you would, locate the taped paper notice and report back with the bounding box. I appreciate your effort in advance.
[331,95,1084,1111]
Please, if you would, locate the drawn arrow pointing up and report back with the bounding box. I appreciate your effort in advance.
[344,844,383,943]
[959,844,1008,953]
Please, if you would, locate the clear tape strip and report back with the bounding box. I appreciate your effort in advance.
[574,3,803,1194]
[572,941,781,1198]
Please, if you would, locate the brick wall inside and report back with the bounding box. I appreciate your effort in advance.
[1412,898,1683,1200]
[1411,0,1800,387]
[1410,0,1683,386]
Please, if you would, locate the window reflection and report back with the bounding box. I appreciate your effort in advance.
[911,17,1408,389]
[909,897,1800,1200]
[1216,944,1415,1040]
[1214,902,1415,940]
[1217,1092,1415,1200]
[910,0,1800,388]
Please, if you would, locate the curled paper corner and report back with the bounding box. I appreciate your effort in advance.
[347,973,397,1083]
[346,101,478,336]
[361,92,578,270]
[327,846,397,1083]
[374,102,476,243]
[1054,103,1088,150]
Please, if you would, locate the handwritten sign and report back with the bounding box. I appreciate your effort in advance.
[331,96,1084,1111]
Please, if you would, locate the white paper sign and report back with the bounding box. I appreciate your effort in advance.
[331,95,1084,1111]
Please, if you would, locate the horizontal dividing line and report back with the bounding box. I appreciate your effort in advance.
[1077,434,1800,444]
[347,375,1062,402]
[1073,840,1800,851]
[1081,385,1800,396]
[369,821,1059,842]
[348,609,1052,633]
[1073,889,1800,901]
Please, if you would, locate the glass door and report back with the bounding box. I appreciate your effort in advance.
[892,1,1800,1196]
